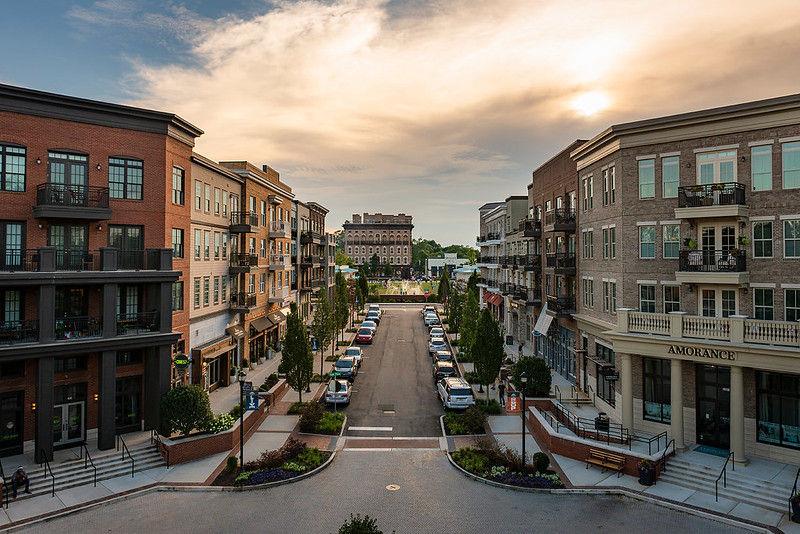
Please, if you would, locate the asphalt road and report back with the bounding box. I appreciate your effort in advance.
[344,304,444,437]
[26,449,749,534]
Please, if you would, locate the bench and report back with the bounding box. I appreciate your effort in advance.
[585,448,625,477]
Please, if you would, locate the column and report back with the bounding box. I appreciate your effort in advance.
[729,365,747,464]
[620,353,633,431]
[102,283,117,338]
[97,350,117,450]
[670,358,685,449]
[35,356,54,463]
[144,345,171,434]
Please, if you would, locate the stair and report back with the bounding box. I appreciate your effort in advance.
[2,442,165,503]
[660,456,792,515]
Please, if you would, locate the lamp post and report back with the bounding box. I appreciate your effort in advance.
[237,368,246,470]
[520,372,528,466]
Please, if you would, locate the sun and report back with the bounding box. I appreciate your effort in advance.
[570,91,611,117]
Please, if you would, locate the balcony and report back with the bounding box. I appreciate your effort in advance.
[544,209,576,233]
[116,311,158,336]
[522,218,542,238]
[526,288,543,308]
[500,255,510,268]
[477,232,502,245]
[34,184,111,220]
[230,292,257,311]
[513,286,528,301]
[269,221,289,239]
[523,254,542,272]
[676,249,748,285]
[269,254,290,270]
[547,295,575,316]
[268,286,290,303]
[230,252,258,273]
[230,211,258,233]
[500,282,514,295]
[301,231,323,245]
[55,316,102,341]
[545,252,576,276]
[0,320,38,346]
[311,279,326,289]
[675,183,748,219]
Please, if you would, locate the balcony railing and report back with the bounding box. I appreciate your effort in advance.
[116,249,161,270]
[524,254,541,271]
[301,231,323,244]
[55,316,102,340]
[0,320,38,346]
[36,184,110,209]
[116,311,158,336]
[478,232,501,243]
[678,183,746,208]
[1,247,172,273]
[478,256,498,264]
[230,211,258,228]
[230,292,257,308]
[678,250,746,272]
[546,252,576,272]
[547,295,575,314]
[230,252,258,269]
[269,221,288,235]
[55,250,95,271]
[522,218,542,238]
[544,209,576,231]
[1,250,40,272]
[270,254,290,268]
[269,286,290,301]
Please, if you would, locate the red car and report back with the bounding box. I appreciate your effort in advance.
[355,327,374,344]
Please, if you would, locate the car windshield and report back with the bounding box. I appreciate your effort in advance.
[345,348,360,356]
[362,322,376,327]
[431,339,445,345]
[358,329,372,335]
[328,381,347,392]
[336,360,353,369]
[449,388,472,397]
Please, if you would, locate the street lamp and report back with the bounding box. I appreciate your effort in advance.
[237,368,246,470]
[520,372,528,466]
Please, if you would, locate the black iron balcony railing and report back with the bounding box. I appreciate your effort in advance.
[500,255,509,267]
[116,311,158,336]
[544,208,576,231]
[230,211,258,227]
[524,254,542,271]
[116,249,161,270]
[478,256,498,264]
[1,247,171,273]
[522,218,542,238]
[301,231,323,244]
[36,184,110,209]
[0,320,38,345]
[230,292,257,308]
[546,252,576,272]
[547,295,576,314]
[55,316,102,340]
[678,249,747,272]
[0,250,40,272]
[527,288,543,307]
[55,250,94,271]
[678,183,746,208]
[230,252,258,269]
[500,282,514,295]
[514,287,528,301]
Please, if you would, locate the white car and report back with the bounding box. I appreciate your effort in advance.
[422,305,436,316]
[334,357,358,380]
[360,320,377,334]
[368,304,382,317]
[429,327,445,338]
[325,379,351,405]
[424,314,440,327]
[343,346,363,367]
[438,377,476,410]
[429,337,448,354]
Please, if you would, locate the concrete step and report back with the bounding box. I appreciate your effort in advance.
[667,458,793,499]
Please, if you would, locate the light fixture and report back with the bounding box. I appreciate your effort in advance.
[96,163,102,171]
[35,157,41,165]
[93,393,99,401]
[31,402,37,411]
[96,224,103,231]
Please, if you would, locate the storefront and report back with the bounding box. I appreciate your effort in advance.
[191,336,236,392]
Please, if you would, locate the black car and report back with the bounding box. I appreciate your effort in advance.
[433,360,457,381]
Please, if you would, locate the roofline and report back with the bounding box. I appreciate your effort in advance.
[306,201,329,215]
[532,140,587,174]
[218,161,294,199]
[504,195,527,202]
[478,201,503,210]
[191,153,244,183]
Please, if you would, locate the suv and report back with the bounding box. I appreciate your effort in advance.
[424,314,440,327]
[334,356,358,380]
[433,360,456,381]
[343,346,363,367]
[437,377,476,410]
[325,379,351,405]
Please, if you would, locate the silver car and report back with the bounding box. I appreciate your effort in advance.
[343,346,363,367]
[429,337,447,354]
[438,377,476,410]
[325,379,351,405]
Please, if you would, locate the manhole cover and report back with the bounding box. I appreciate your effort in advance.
[386,484,400,491]
[379,404,395,412]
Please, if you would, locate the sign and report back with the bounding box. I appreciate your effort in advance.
[668,344,736,361]
[311,337,319,352]
[173,354,191,377]
[242,381,253,395]
[330,370,342,379]
[245,390,259,411]
[506,392,521,414]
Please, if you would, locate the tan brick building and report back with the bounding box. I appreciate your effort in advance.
[343,213,413,278]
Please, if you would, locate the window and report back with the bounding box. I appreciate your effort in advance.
[582,230,593,259]
[639,285,656,313]
[582,177,591,211]
[193,278,201,309]
[171,167,184,205]
[2,289,21,323]
[639,226,656,258]
[249,274,255,294]
[662,156,679,198]
[663,224,680,259]
[697,150,736,184]
[213,276,219,304]
[204,231,211,259]
[753,221,773,258]
[222,191,229,216]
[0,221,24,269]
[602,168,610,205]
[0,144,25,191]
[172,281,183,311]
[582,279,594,308]
[194,229,201,260]
[261,200,267,226]
[222,233,228,259]
[221,276,228,303]
[214,188,220,214]
[610,166,616,203]
[108,157,143,199]
[638,159,655,199]
[602,229,609,259]
[722,289,737,317]
[214,232,220,260]
[751,145,772,191]
[664,286,680,313]
[260,239,266,258]
[754,288,774,320]
[203,276,210,306]
[596,343,616,407]
[786,220,800,258]
[757,371,800,450]
[259,273,266,293]
[171,228,184,258]
[602,281,617,313]
[783,141,800,189]
[194,181,202,211]
[786,289,800,322]
[643,358,671,424]
[204,184,211,212]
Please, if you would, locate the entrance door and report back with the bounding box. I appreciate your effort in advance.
[52,402,85,447]
[115,376,142,434]
[0,392,23,457]
[700,287,738,318]
[696,365,731,449]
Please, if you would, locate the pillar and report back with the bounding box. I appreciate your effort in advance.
[670,358,685,449]
[144,345,171,434]
[35,356,54,463]
[620,353,633,431]
[102,283,117,338]
[97,350,117,450]
[730,365,747,464]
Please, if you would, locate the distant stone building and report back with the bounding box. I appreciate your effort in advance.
[426,252,470,277]
[343,213,413,278]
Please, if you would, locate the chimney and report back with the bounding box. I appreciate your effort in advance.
[352,214,361,224]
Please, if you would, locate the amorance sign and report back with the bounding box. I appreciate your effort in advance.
[667,345,736,361]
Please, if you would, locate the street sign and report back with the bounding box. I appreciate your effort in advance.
[506,392,521,414]
[311,337,319,351]
[245,390,259,411]
[330,370,341,378]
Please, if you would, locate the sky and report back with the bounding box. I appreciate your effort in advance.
[2,1,800,245]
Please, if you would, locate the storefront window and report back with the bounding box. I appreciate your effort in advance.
[595,342,615,407]
[539,325,575,384]
[757,371,800,449]
[643,358,671,424]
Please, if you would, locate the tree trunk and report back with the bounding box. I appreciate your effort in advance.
[298,387,303,404]
[319,350,323,375]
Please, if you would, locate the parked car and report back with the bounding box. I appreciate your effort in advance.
[343,346,363,367]
[360,321,377,335]
[429,327,445,338]
[433,360,457,381]
[429,337,448,354]
[424,314,440,327]
[355,328,374,344]
[433,350,453,361]
[334,356,358,380]
[325,379,351,405]
[437,377,476,409]
[422,305,436,316]
[368,304,382,317]
[366,312,381,325]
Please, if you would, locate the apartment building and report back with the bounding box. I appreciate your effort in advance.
[476,202,505,321]
[571,94,800,464]
[292,200,330,322]
[497,196,529,340]
[188,154,242,391]
[218,162,294,365]
[0,84,202,460]
[343,213,413,278]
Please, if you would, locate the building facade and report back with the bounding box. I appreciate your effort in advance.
[0,84,202,460]
[343,213,413,278]
[426,252,470,278]
[292,200,331,323]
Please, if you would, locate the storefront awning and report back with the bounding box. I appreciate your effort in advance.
[533,303,554,336]
[200,342,235,361]
[226,325,245,339]
[250,317,271,334]
[485,293,502,306]
[267,310,286,327]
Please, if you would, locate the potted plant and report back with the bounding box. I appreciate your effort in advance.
[738,236,750,248]
[791,492,800,523]
[684,237,698,250]
[638,459,656,486]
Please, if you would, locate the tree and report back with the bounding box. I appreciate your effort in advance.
[382,264,393,278]
[160,384,212,437]
[311,288,333,375]
[437,269,451,313]
[448,285,462,334]
[280,303,314,402]
[466,271,479,293]
[442,244,478,264]
[335,251,353,266]
[369,253,380,274]
[335,271,349,341]
[357,266,369,306]
[512,356,552,397]
[472,308,504,398]
[338,514,382,534]
[459,287,480,360]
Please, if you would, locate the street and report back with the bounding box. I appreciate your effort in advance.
[344,304,444,437]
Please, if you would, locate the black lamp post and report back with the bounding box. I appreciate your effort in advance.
[520,372,528,466]
[237,368,246,470]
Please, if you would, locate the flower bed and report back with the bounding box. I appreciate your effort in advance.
[442,407,486,435]
[299,402,345,434]
[232,438,331,487]
[451,439,564,489]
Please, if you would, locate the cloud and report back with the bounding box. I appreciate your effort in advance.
[85,0,800,244]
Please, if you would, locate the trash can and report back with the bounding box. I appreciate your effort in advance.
[595,412,610,432]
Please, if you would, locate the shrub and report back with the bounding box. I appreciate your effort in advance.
[462,370,479,383]
[338,514,382,534]
[203,413,236,434]
[512,357,551,397]
[282,461,306,473]
[226,456,239,471]
[316,412,345,435]
[248,468,296,485]
[490,471,563,488]
[234,470,254,485]
[443,413,469,435]
[450,338,460,347]
[287,402,308,415]
[311,373,330,383]
[531,452,550,473]
[259,373,280,391]
[475,398,503,415]
[325,355,339,362]
[299,401,325,432]
[462,406,487,433]
[160,384,212,436]
[296,447,327,470]
[243,437,307,471]
[451,448,489,475]
[228,403,242,419]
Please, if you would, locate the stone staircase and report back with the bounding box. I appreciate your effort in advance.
[660,456,792,515]
[1,442,165,503]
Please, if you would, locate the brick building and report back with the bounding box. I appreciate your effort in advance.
[291,200,333,322]
[343,213,413,278]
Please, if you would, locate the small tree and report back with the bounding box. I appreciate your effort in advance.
[160,384,212,437]
[280,303,314,402]
[472,308,504,398]
[338,514,382,534]
[437,269,451,314]
[335,271,349,341]
[459,287,480,359]
[335,251,353,265]
[466,271,479,293]
[357,266,369,307]
[382,264,393,278]
[512,356,552,397]
[311,288,333,374]
[448,285,462,333]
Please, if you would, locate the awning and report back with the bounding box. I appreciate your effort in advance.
[226,325,245,339]
[250,317,271,334]
[485,293,502,306]
[267,310,286,327]
[533,303,554,336]
[200,342,235,361]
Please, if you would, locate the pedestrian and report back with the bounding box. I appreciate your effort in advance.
[498,381,506,407]
[11,466,30,498]
[518,342,524,359]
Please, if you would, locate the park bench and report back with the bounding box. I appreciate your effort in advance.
[585,448,625,477]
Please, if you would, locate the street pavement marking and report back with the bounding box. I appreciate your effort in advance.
[348,426,393,431]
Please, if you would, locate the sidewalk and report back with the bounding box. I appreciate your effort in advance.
[209,353,283,414]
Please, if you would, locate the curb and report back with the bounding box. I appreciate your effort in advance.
[445,451,778,534]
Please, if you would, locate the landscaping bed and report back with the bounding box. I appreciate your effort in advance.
[214,437,331,486]
[298,402,346,435]
[451,438,564,489]
[442,407,487,435]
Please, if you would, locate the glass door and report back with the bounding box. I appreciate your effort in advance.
[115,376,142,433]
[700,286,738,318]
[48,152,88,206]
[53,401,85,447]
[696,365,731,449]
[0,392,23,457]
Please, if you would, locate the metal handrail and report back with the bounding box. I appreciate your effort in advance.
[714,451,735,502]
[0,460,7,508]
[586,384,596,406]
[79,441,97,487]
[553,384,562,403]
[790,465,800,515]
[150,429,169,468]
[116,435,135,478]
[551,400,631,447]
[39,449,55,497]
[655,438,676,483]
[630,430,668,455]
